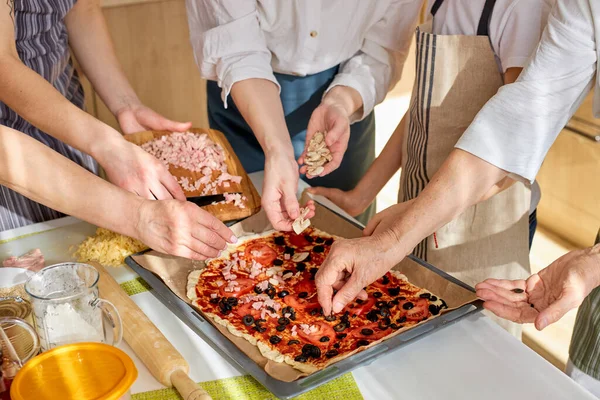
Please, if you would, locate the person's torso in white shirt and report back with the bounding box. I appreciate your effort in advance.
[425,0,553,73]
[251,0,420,76]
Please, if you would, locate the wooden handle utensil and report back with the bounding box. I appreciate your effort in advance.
[96,263,212,400]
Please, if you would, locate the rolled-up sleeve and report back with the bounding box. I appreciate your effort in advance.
[326,0,422,123]
[455,0,598,183]
[185,0,278,107]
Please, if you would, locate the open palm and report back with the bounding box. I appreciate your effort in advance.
[476,247,600,330]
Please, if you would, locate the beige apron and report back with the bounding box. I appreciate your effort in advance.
[399,0,531,336]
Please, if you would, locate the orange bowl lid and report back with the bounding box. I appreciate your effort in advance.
[11,342,137,400]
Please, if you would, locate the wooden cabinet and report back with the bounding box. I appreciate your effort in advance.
[537,93,600,248]
[84,0,208,130]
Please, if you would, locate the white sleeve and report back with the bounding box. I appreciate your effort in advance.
[494,0,553,72]
[326,0,423,123]
[455,0,597,183]
[185,0,278,108]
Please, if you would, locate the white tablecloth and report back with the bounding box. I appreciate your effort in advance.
[0,171,594,399]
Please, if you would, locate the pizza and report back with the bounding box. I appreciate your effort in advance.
[187,228,448,373]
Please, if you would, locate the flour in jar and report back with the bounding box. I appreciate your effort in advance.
[43,303,104,347]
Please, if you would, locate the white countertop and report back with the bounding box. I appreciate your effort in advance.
[0,171,594,399]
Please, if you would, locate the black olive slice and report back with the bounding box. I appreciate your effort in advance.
[333,322,348,332]
[274,236,286,246]
[288,339,300,345]
[209,297,219,304]
[313,245,324,253]
[294,355,308,362]
[325,349,339,358]
[304,235,314,243]
[284,246,295,255]
[333,343,341,349]
[357,339,370,348]
[296,262,307,271]
[273,259,284,266]
[298,292,308,298]
[381,275,390,285]
[226,297,238,306]
[253,326,266,333]
[373,292,382,298]
[402,302,414,310]
[376,301,387,308]
[269,335,282,344]
[254,286,263,294]
[278,317,291,326]
[430,296,438,302]
[355,299,365,305]
[276,325,286,332]
[278,290,289,298]
[390,323,401,330]
[336,333,347,340]
[325,238,334,245]
[366,310,379,322]
[324,314,337,322]
[242,315,255,326]
[396,316,407,324]
[388,287,400,296]
[315,237,325,244]
[419,292,431,299]
[320,336,330,342]
[379,307,390,317]
[360,328,374,336]
[429,304,440,316]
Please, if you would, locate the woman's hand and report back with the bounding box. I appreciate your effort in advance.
[307,186,370,217]
[262,153,316,230]
[476,244,600,330]
[299,101,350,178]
[298,86,362,178]
[316,233,400,315]
[134,199,237,260]
[98,136,185,201]
[117,103,192,134]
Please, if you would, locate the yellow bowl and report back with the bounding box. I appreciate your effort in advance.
[10,342,137,400]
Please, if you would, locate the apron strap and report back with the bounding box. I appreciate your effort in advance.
[477,0,497,36]
[430,0,444,16]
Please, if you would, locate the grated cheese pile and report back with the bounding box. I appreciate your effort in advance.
[74,228,148,267]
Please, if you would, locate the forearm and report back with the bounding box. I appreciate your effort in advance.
[65,0,139,116]
[379,149,508,260]
[584,243,600,289]
[230,78,294,157]
[322,86,363,123]
[354,112,406,202]
[0,55,123,162]
[0,126,142,237]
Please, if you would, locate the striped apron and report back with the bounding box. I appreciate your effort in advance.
[0,0,98,231]
[399,0,531,336]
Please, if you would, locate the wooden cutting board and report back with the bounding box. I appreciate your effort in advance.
[125,128,261,222]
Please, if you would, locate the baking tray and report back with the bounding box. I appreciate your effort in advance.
[125,207,482,399]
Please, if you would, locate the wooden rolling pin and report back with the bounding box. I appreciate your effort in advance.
[96,263,212,400]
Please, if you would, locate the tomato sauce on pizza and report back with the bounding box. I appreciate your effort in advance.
[188,228,448,372]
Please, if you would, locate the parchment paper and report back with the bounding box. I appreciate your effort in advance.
[131,196,478,382]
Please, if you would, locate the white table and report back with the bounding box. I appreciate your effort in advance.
[0,172,594,400]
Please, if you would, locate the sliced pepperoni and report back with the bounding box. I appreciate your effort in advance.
[283,294,320,311]
[344,296,376,316]
[350,322,392,341]
[219,278,255,298]
[245,242,277,266]
[294,279,316,295]
[399,298,431,321]
[288,233,310,249]
[236,302,261,319]
[298,322,336,348]
[370,273,392,290]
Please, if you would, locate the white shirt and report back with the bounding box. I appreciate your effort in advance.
[456,0,600,183]
[185,0,423,122]
[426,0,553,72]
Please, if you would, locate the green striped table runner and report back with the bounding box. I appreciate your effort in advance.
[120,278,364,400]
